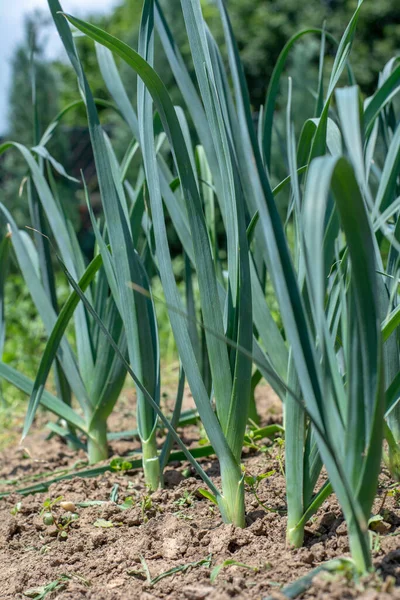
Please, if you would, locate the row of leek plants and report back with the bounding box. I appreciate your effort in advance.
[51,0,400,565]
[128,0,398,571]
[2,0,399,576]
[23,0,266,525]
[1,0,238,502]
[263,21,400,551]
[177,0,400,571]
[150,0,380,561]
[50,0,337,547]
[222,0,399,572]
[210,0,400,571]
[2,0,253,519]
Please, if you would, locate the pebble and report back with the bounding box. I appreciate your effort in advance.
[60,501,76,512]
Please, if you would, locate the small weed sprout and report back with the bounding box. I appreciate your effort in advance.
[244,469,286,514]
[140,491,154,523]
[10,502,22,516]
[173,490,194,507]
[40,496,63,516]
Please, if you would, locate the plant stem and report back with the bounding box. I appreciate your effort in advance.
[219,463,246,527]
[287,518,305,548]
[289,481,333,547]
[142,432,161,491]
[384,423,400,481]
[87,422,109,464]
[248,370,262,425]
[347,520,371,574]
[285,356,305,548]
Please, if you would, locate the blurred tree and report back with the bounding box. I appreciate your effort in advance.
[56,0,398,167]
[52,0,399,124]
[202,0,400,107]
[3,0,398,220]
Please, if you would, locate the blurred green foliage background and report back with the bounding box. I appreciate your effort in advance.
[0,0,398,420]
[3,0,399,216]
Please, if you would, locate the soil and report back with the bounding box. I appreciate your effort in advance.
[1,384,400,600]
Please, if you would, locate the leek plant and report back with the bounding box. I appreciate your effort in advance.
[0,51,160,469]
[282,51,400,549]
[54,0,255,526]
[154,0,395,572]
[57,0,396,558]
[0,45,132,463]
[0,166,130,464]
[46,0,166,489]
[174,0,399,569]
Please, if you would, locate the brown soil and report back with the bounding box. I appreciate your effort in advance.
[1,385,400,600]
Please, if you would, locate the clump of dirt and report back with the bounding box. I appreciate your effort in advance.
[1,385,400,599]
